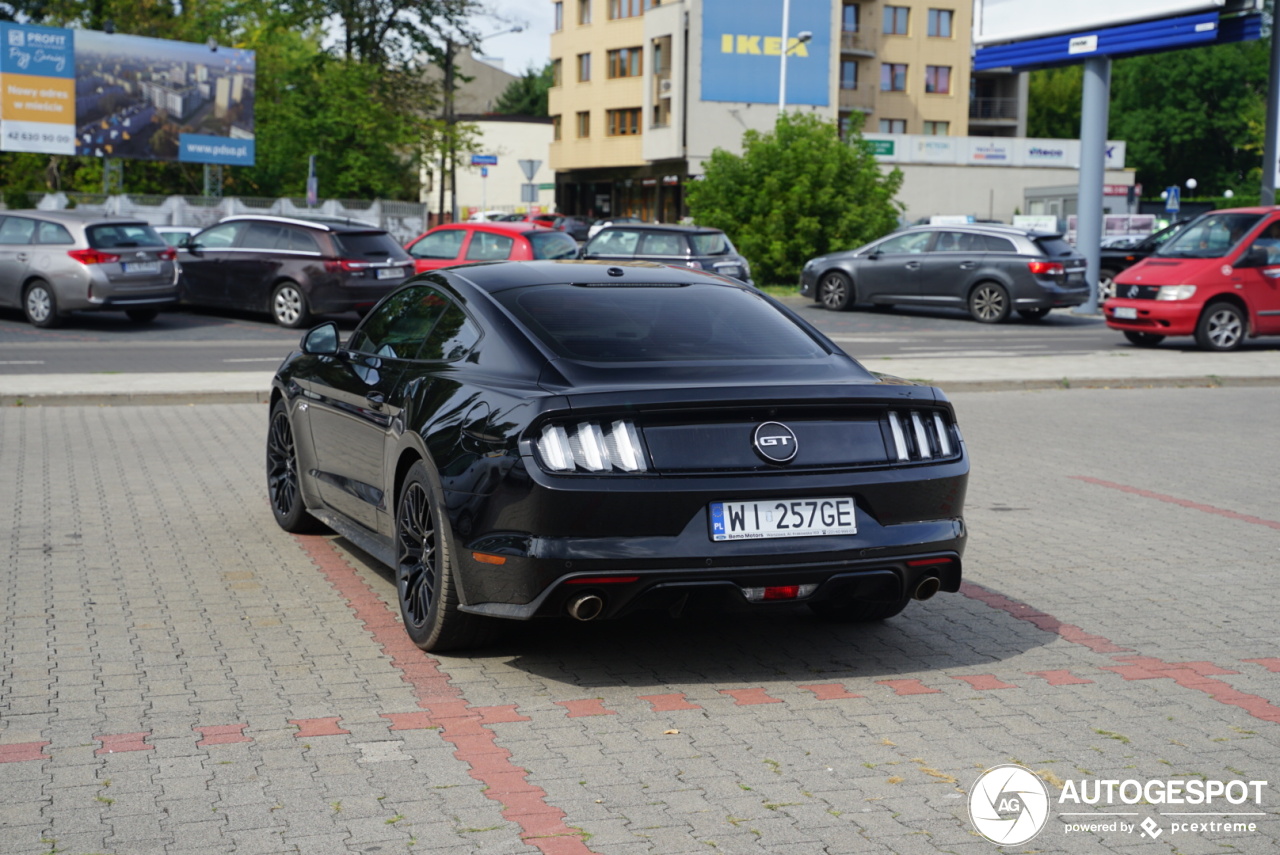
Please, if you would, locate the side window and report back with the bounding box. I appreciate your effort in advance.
[283,227,320,253]
[241,222,287,250]
[36,221,74,245]
[640,232,686,256]
[408,229,465,260]
[417,303,481,361]
[348,285,449,358]
[465,231,515,261]
[0,216,36,245]
[982,235,1016,253]
[875,231,932,254]
[930,231,967,252]
[588,229,641,256]
[195,222,243,249]
[1249,221,1280,265]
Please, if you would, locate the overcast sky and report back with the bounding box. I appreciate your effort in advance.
[473,0,554,73]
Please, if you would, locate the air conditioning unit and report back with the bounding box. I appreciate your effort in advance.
[659,79,673,94]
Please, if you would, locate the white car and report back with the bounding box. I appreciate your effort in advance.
[587,216,644,240]
[466,210,509,223]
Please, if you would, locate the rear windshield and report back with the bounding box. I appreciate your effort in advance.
[87,223,166,249]
[497,283,828,362]
[689,232,731,256]
[529,231,579,260]
[334,231,409,259]
[1156,213,1263,259]
[1033,237,1076,258]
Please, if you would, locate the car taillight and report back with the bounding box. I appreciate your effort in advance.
[324,258,371,273]
[68,248,121,265]
[537,420,648,472]
[159,247,178,261]
[1027,260,1065,276]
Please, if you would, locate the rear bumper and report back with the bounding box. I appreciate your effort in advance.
[1104,299,1201,336]
[1017,279,1089,309]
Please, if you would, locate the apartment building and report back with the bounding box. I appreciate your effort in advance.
[548,0,1020,220]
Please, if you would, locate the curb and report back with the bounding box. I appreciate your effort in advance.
[4,376,1278,407]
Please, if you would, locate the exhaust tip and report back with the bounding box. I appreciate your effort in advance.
[913,577,941,602]
[567,593,605,621]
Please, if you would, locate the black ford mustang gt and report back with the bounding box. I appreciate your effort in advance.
[267,260,968,651]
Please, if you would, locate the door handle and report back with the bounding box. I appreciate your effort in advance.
[904,261,922,270]
[365,391,386,409]
[16,253,28,262]
[959,262,976,269]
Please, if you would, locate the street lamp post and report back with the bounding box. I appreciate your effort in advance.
[777,0,812,114]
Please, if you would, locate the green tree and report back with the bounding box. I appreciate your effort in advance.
[493,63,553,116]
[1027,65,1082,139]
[686,112,903,287]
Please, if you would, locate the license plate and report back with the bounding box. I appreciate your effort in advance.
[716,265,742,278]
[376,267,403,280]
[123,261,161,274]
[710,497,856,542]
[1114,306,1138,319]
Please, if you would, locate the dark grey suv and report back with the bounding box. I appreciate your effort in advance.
[581,224,753,286]
[800,224,1087,322]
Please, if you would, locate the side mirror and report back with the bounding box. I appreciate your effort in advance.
[867,249,882,260]
[1238,244,1269,269]
[301,321,340,355]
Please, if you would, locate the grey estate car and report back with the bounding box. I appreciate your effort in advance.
[0,210,178,327]
[799,224,1088,322]
[582,224,754,286]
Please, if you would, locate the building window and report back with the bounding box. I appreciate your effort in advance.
[607,107,641,136]
[553,115,562,140]
[577,111,591,137]
[842,3,860,33]
[880,63,907,92]
[608,47,643,78]
[883,6,909,35]
[925,65,951,94]
[577,52,592,81]
[554,2,563,31]
[923,121,950,135]
[610,0,658,19]
[927,8,953,37]
[879,118,906,133]
[550,58,562,86]
[840,60,858,90]
[579,0,592,24]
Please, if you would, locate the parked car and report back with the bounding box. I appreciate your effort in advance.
[266,261,969,651]
[800,224,1088,322]
[587,216,644,240]
[0,210,178,327]
[531,213,594,242]
[581,224,754,286]
[466,210,509,223]
[1104,207,1280,351]
[1098,218,1190,300]
[154,225,202,247]
[178,215,414,328]
[404,222,579,273]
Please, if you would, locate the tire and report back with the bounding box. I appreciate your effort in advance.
[395,461,492,651]
[125,308,159,323]
[23,280,62,328]
[271,281,311,329]
[1018,307,1051,321]
[1098,269,1118,302]
[810,596,911,623]
[266,400,326,534]
[1195,302,1246,352]
[968,282,1010,324]
[1123,330,1165,347]
[817,270,854,311]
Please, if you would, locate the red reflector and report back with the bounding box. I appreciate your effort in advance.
[907,557,953,567]
[564,576,638,585]
[763,585,801,600]
[471,552,507,565]
[1027,260,1064,276]
[68,248,121,265]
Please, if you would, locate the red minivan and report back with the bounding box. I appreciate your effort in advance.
[1105,207,1280,351]
[404,222,579,274]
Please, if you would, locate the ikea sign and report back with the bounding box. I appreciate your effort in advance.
[701,0,829,106]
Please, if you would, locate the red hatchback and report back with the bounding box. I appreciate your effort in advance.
[1105,207,1280,351]
[404,222,579,273]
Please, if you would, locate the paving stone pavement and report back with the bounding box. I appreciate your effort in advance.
[1,388,1278,854]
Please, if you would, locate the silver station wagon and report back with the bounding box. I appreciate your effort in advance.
[0,210,179,327]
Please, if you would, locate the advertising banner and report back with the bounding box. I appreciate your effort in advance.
[911,137,959,164]
[0,23,76,154]
[0,24,255,165]
[967,139,1013,164]
[701,0,830,106]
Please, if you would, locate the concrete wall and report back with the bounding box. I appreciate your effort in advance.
[889,163,1136,224]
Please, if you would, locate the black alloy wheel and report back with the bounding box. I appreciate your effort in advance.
[818,271,854,311]
[266,400,324,533]
[395,461,490,651]
[1195,302,1246,352]
[968,282,1010,324]
[1123,330,1165,347]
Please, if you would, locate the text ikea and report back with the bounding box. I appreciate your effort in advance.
[719,35,810,57]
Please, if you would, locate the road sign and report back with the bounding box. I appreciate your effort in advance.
[520,183,538,203]
[1165,185,1180,213]
[480,167,488,178]
[518,159,542,180]
[470,154,498,166]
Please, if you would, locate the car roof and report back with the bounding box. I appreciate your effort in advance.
[2,209,152,227]
[592,223,723,235]
[435,221,553,235]
[218,214,385,232]
[444,259,747,294]
[896,223,1063,239]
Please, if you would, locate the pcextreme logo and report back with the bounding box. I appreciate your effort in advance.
[718,34,811,56]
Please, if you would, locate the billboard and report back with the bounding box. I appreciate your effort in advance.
[701,0,829,106]
[0,23,254,165]
[973,0,1223,46]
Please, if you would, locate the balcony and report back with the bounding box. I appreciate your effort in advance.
[839,31,875,57]
[969,97,1021,121]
